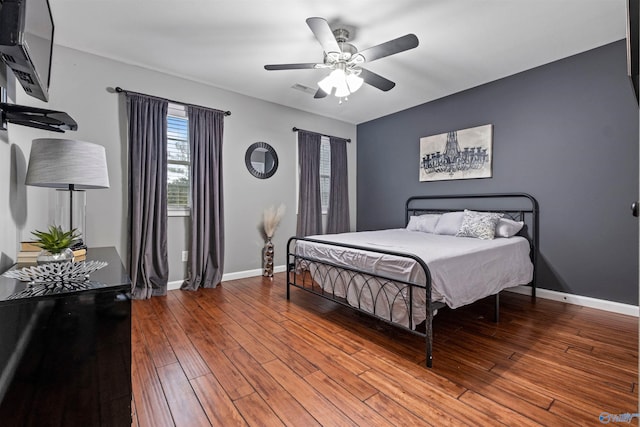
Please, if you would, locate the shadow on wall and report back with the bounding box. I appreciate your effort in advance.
[537,253,571,294]
[10,144,27,229]
[0,253,11,274]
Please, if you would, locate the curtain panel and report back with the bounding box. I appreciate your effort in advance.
[126,93,169,299]
[296,130,322,236]
[326,137,350,234]
[181,106,225,291]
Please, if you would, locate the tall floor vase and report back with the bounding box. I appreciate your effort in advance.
[263,237,274,277]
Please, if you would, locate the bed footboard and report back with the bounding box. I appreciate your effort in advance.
[286,236,437,367]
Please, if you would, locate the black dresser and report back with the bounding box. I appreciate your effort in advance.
[0,247,132,426]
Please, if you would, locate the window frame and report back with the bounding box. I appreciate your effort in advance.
[295,135,331,215]
[319,136,331,215]
[167,103,191,217]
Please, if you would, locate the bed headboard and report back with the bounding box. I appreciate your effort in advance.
[405,193,539,292]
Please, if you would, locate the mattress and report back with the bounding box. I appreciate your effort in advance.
[295,228,533,328]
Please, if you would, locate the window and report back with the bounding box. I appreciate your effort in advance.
[167,103,190,215]
[319,136,331,214]
[295,135,331,215]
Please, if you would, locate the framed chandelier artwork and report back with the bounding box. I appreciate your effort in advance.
[419,124,493,182]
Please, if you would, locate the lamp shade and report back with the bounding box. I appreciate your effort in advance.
[26,138,110,189]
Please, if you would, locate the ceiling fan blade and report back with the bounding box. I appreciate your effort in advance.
[306,17,341,54]
[264,63,320,71]
[360,68,396,92]
[314,88,328,99]
[357,34,419,63]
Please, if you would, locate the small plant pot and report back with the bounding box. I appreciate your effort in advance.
[37,248,74,265]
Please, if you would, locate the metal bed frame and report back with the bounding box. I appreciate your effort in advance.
[286,193,538,367]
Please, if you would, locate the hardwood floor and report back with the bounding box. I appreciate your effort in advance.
[131,273,638,426]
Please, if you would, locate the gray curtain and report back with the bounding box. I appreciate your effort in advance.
[181,106,225,290]
[326,137,350,234]
[296,130,322,236]
[126,93,169,299]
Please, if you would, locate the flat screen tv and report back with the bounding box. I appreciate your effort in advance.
[0,0,54,102]
[627,0,639,104]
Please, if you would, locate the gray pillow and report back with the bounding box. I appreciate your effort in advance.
[456,210,503,240]
[434,211,465,235]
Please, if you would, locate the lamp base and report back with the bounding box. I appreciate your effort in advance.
[54,189,86,245]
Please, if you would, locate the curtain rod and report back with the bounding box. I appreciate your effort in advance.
[114,87,231,116]
[292,127,351,143]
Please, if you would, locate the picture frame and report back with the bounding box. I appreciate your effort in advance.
[419,124,493,182]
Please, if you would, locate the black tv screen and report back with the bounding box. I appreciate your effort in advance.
[627,0,639,103]
[0,0,54,102]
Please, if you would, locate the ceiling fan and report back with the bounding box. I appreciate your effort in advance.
[264,17,419,101]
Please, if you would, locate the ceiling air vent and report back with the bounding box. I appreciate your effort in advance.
[291,83,316,95]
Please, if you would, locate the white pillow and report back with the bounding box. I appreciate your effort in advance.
[434,211,466,235]
[495,218,525,238]
[406,214,441,233]
[406,216,421,231]
[456,210,503,240]
[416,214,440,233]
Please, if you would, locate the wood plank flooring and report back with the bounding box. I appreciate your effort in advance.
[131,273,638,426]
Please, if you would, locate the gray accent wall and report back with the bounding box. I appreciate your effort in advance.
[357,40,639,305]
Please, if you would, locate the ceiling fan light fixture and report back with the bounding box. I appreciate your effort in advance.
[318,66,363,99]
[318,71,337,95]
[334,80,351,98]
[346,72,364,92]
[318,68,344,93]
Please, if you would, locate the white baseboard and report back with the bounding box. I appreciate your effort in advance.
[167,265,287,291]
[222,265,287,281]
[169,270,639,317]
[507,285,639,317]
[168,280,182,291]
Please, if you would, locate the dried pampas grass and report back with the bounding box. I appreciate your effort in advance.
[263,204,286,238]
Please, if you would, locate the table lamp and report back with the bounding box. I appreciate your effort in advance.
[25,138,110,247]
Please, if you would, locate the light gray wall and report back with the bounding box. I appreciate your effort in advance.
[0,45,357,282]
[357,41,639,305]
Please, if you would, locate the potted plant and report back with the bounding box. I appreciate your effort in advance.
[31,225,79,264]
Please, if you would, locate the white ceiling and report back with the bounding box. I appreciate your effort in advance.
[51,0,627,124]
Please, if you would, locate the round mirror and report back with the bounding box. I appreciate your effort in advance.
[245,142,278,179]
